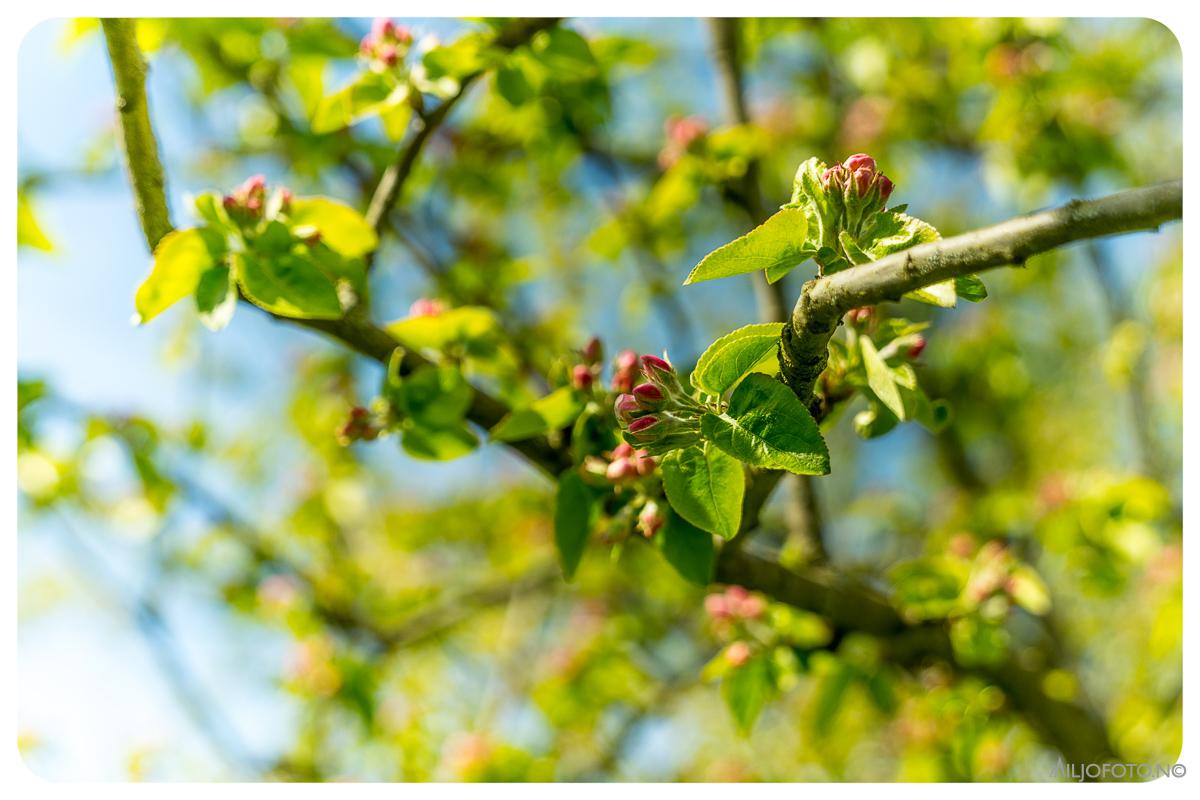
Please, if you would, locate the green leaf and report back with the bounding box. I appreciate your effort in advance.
[661,443,744,539]
[194,264,236,332]
[955,274,989,302]
[858,210,954,308]
[135,228,217,324]
[17,192,54,252]
[400,423,479,461]
[701,373,830,475]
[723,655,773,735]
[490,387,584,442]
[387,306,502,354]
[657,510,715,585]
[813,666,853,736]
[311,71,401,134]
[684,208,809,285]
[495,61,533,106]
[859,336,906,421]
[234,251,343,320]
[396,365,473,429]
[553,470,595,580]
[692,323,783,397]
[1008,565,1052,615]
[288,197,378,258]
[888,557,969,622]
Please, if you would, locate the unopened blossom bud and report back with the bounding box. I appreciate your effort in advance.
[378,43,398,66]
[725,641,752,667]
[606,457,635,483]
[847,306,874,325]
[738,594,765,620]
[626,415,661,440]
[611,442,635,460]
[336,406,380,445]
[640,354,673,376]
[222,195,238,212]
[409,297,445,317]
[581,336,603,366]
[878,174,894,202]
[572,364,595,390]
[612,349,639,393]
[705,593,731,619]
[632,382,665,407]
[842,153,876,173]
[372,17,397,40]
[633,450,657,476]
[278,188,294,213]
[638,501,666,538]
[906,336,927,360]
[614,394,639,424]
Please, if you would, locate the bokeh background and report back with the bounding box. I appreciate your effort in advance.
[17,18,1182,780]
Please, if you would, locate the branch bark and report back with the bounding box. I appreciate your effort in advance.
[101,19,172,250]
[780,180,1184,403]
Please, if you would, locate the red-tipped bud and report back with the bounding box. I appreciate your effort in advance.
[606,457,634,483]
[725,641,752,667]
[581,336,603,365]
[725,585,749,604]
[371,18,397,41]
[638,501,666,538]
[843,153,877,173]
[611,442,635,460]
[572,364,595,390]
[627,416,660,439]
[634,450,657,476]
[640,354,673,376]
[632,382,664,405]
[738,595,765,619]
[377,43,398,66]
[242,174,267,194]
[616,350,638,371]
[409,298,445,317]
[906,336,927,360]
[612,349,639,393]
[222,195,238,212]
[878,175,894,202]
[705,593,731,619]
[853,166,874,195]
[847,306,874,324]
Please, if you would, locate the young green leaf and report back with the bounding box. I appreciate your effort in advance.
[554,470,595,580]
[387,306,501,354]
[135,228,217,324]
[692,323,783,397]
[288,197,379,257]
[723,655,773,735]
[656,510,715,585]
[859,336,906,421]
[661,443,745,539]
[684,207,809,285]
[396,365,473,429]
[234,251,343,320]
[955,273,989,302]
[194,264,237,332]
[859,210,955,308]
[490,387,584,442]
[311,71,398,134]
[700,373,830,476]
[400,422,480,461]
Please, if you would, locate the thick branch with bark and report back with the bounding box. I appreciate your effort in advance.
[780,181,1184,402]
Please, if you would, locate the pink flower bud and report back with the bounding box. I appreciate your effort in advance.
[409,298,445,317]
[611,442,635,460]
[725,641,752,667]
[878,175,894,202]
[581,336,603,365]
[821,164,847,189]
[632,382,664,405]
[842,153,876,173]
[627,416,660,440]
[853,166,874,195]
[738,595,765,619]
[906,336,926,360]
[371,18,397,41]
[616,350,639,371]
[634,450,657,476]
[847,306,874,324]
[279,188,294,212]
[614,394,639,423]
[640,354,673,376]
[242,174,267,194]
[222,195,238,212]
[638,501,665,538]
[377,43,398,66]
[393,25,413,45]
[704,594,731,619]
[606,458,634,483]
[572,364,595,390]
[724,585,749,605]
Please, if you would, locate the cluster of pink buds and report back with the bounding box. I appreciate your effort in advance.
[638,500,666,538]
[572,336,603,390]
[360,18,413,70]
[409,297,446,318]
[846,306,874,326]
[613,354,705,455]
[222,174,269,222]
[658,114,709,168]
[611,349,639,393]
[585,441,656,484]
[704,585,766,622]
[821,153,894,204]
[336,406,381,445]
